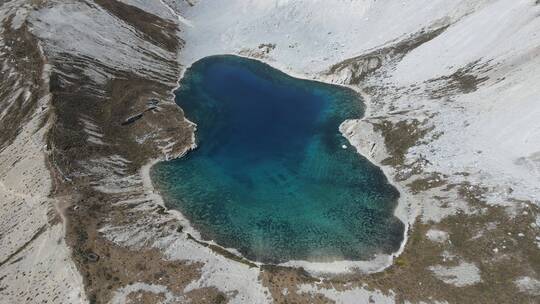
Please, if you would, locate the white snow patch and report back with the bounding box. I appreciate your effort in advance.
[281,254,396,276]
[298,284,395,304]
[515,276,540,296]
[180,0,487,74]
[30,0,179,84]
[110,282,184,304]
[426,229,449,243]
[429,261,482,287]
[10,5,27,30]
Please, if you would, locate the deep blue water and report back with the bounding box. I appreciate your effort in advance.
[152,55,404,263]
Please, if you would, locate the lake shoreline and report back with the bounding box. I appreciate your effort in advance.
[144,54,410,275]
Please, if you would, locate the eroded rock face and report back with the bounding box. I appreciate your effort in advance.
[0,1,86,303]
[31,1,205,303]
[0,0,197,303]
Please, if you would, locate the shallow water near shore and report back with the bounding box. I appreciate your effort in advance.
[152,55,404,264]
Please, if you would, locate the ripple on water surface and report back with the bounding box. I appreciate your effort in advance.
[152,55,404,264]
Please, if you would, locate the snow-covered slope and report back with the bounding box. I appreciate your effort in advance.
[179,0,489,72]
[178,0,540,219]
[391,0,540,202]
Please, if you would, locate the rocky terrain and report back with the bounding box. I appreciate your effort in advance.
[0,0,539,303]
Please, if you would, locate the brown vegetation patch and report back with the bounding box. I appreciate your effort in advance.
[426,60,491,99]
[259,266,330,304]
[93,0,183,52]
[372,119,433,168]
[41,6,201,302]
[407,172,448,194]
[49,72,197,302]
[0,20,47,149]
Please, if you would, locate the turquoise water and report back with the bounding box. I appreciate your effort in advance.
[152,55,404,263]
